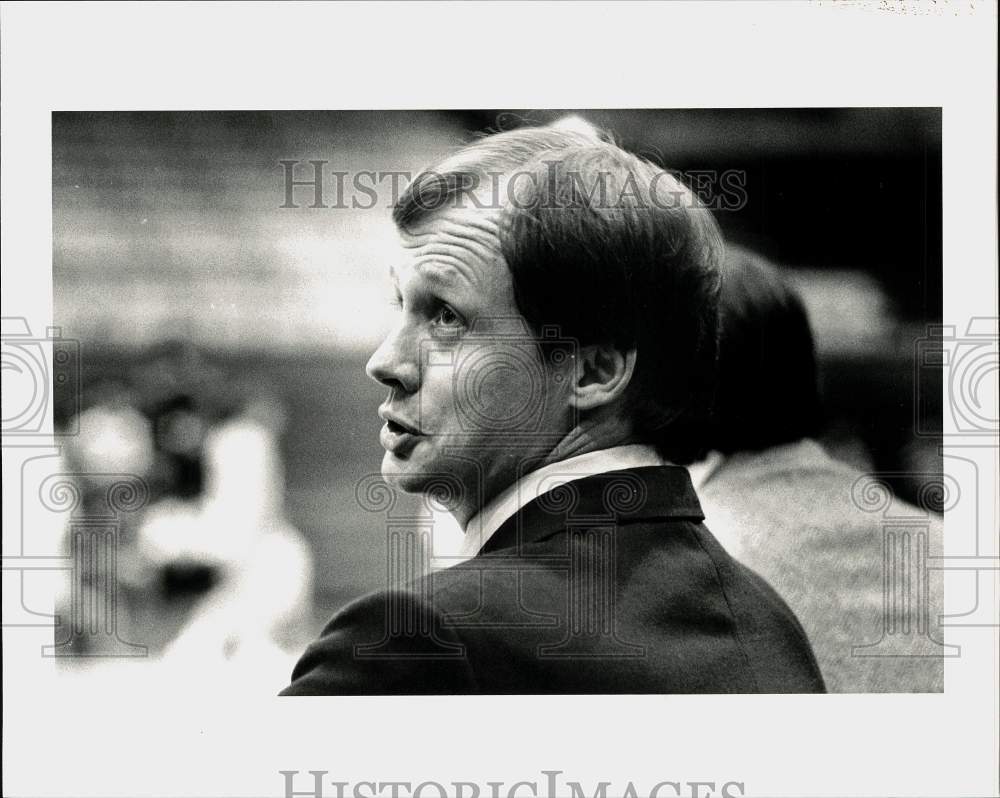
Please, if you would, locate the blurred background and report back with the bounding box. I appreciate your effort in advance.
[51,109,942,686]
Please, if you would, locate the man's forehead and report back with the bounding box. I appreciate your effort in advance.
[398,207,502,249]
[392,207,508,288]
[389,259,472,289]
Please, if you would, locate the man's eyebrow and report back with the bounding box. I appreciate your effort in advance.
[389,259,479,300]
[412,258,475,291]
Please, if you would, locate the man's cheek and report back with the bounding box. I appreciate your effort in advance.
[454,354,542,433]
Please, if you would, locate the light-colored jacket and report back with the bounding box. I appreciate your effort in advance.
[691,439,945,693]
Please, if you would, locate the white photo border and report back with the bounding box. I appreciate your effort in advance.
[2,2,997,798]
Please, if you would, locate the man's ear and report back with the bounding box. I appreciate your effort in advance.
[571,343,637,411]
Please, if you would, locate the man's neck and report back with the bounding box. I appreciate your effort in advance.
[452,416,639,530]
[449,417,637,529]
[539,423,640,472]
[442,411,638,529]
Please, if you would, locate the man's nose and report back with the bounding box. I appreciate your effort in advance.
[365,328,419,393]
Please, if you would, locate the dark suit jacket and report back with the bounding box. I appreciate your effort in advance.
[281,466,825,694]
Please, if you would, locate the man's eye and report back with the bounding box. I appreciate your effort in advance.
[432,304,464,328]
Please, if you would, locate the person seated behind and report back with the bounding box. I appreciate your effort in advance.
[687,246,945,693]
[281,124,825,695]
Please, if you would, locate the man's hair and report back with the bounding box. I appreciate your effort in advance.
[393,124,724,464]
[706,246,823,454]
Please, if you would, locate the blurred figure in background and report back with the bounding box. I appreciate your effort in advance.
[57,379,155,654]
[59,342,313,684]
[688,246,945,692]
[153,383,314,679]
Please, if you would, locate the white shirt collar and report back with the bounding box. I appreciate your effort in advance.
[685,449,725,491]
[434,443,665,568]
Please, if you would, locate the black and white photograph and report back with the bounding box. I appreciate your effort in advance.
[47,107,947,696]
[2,3,997,798]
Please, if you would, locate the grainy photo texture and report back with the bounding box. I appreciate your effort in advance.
[44,109,950,695]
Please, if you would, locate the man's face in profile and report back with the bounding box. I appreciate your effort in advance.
[365,206,574,518]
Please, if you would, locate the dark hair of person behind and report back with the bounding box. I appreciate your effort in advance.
[393,124,724,464]
[709,246,823,454]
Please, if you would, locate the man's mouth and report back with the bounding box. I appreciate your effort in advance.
[378,410,425,455]
[386,418,421,436]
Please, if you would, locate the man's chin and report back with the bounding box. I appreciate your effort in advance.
[379,448,475,514]
[380,449,430,494]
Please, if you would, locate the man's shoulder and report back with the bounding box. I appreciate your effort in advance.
[281,514,825,695]
[278,584,477,695]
